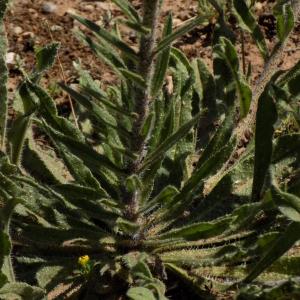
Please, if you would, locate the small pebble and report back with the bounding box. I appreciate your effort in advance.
[22,31,35,39]
[41,2,57,14]
[13,26,23,35]
[96,2,111,10]
[28,8,38,18]
[254,2,263,11]
[5,52,17,65]
[50,25,63,32]
[84,5,94,12]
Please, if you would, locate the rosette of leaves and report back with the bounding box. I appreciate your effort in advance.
[0,0,300,299]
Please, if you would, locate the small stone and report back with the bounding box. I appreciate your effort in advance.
[95,19,104,27]
[22,31,35,39]
[28,8,38,17]
[66,8,77,15]
[13,26,23,35]
[41,2,57,14]
[84,5,94,12]
[173,18,182,28]
[254,2,263,11]
[96,2,111,10]
[5,52,17,65]
[50,25,63,32]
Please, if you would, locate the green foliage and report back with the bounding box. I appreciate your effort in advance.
[233,0,269,60]
[273,1,295,43]
[0,0,300,299]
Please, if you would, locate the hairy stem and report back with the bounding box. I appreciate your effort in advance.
[125,0,161,220]
[0,0,9,153]
[131,0,161,162]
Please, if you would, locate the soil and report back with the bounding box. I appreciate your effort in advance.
[4,0,300,109]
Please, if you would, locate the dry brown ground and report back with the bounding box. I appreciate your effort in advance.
[4,0,300,107]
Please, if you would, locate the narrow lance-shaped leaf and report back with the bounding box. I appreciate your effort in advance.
[0,172,22,283]
[22,131,65,185]
[127,287,156,300]
[80,85,132,117]
[140,113,202,171]
[140,112,156,142]
[243,221,300,283]
[111,0,141,23]
[252,84,277,201]
[278,61,300,99]
[143,185,179,209]
[41,120,125,177]
[0,230,10,287]
[156,217,231,241]
[274,2,294,43]
[215,37,252,117]
[0,282,45,299]
[33,43,60,80]
[59,83,131,140]
[59,83,118,128]
[117,18,150,35]
[27,82,84,142]
[70,14,138,62]
[151,12,173,97]
[193,58,217,147]
[233,0,269,60]
[40,121,105,191]
[154,14,211,55]
[196,106,234,168]
[119,68,147,88]
[155,138,236,224]
[272,133,300,163]
[271,171,300,222]
[277,60,300,87]
[8,83,36,165]
[75,31,127,76]
[171,47,194,74]
[213,41,236,108]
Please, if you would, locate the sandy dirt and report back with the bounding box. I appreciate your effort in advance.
[4,0,300,108]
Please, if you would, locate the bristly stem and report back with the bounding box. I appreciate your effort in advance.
[132,0,161,157]
[0,0,9,153]
[125,0,161,220]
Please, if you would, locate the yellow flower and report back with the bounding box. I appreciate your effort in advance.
[78,255,90,267]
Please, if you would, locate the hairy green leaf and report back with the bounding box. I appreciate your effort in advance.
[233,0,269,59]
[274,2,294,42]
[127,287,156,300]
[34,43,60,76]
[157,217,231,241]
[119,68,147,88]
[151,13,173,97]
[215,37,252,117]
[141,113,201,171]
[271,183,300,222]
[59,83,118,128]
[252,84,277,200]
[71,14,138,61]
[0,282,45,299]
[111,0,141,23]
[243,222,300,283]
[154,14,210,55]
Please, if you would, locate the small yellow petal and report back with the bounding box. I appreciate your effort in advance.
[78,255,90,267]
